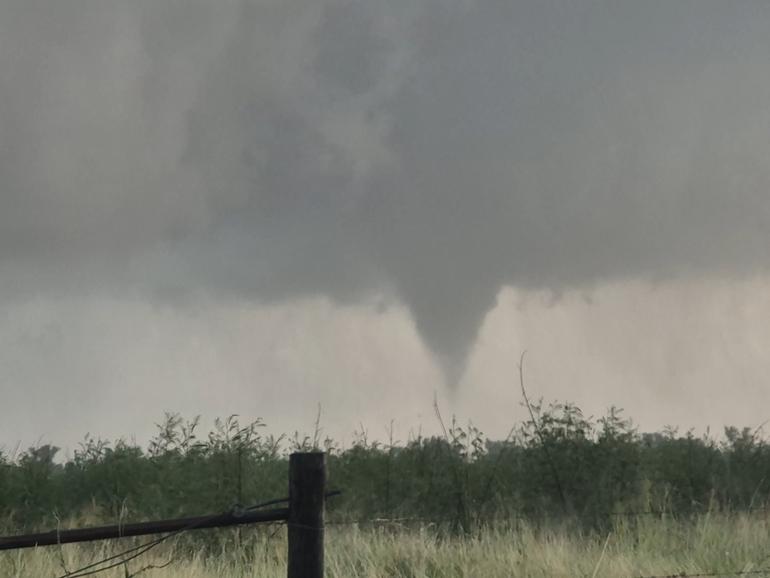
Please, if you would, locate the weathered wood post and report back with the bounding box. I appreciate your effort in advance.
[288,452,326,578]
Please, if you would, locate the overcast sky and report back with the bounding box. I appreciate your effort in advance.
[2,0,770,451]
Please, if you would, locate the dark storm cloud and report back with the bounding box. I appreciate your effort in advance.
[2,0,770,382]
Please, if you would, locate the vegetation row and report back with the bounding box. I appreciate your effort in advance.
[2,402,768,532]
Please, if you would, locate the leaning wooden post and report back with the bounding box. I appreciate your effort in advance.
[288,452,326,578]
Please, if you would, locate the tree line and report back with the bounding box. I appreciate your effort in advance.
[1,403,769,532]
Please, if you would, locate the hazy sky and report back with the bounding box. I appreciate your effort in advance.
[2,0,770,451]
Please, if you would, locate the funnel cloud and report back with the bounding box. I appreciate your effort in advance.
[2,0,770,386]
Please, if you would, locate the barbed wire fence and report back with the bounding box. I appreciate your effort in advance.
[0,453,332,578]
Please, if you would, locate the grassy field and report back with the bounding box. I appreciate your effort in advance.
[3,512,770,577]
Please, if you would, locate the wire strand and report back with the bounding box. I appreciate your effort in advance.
[55,495,293,578]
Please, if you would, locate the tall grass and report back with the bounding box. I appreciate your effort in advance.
[3,511,770,577]
[5,405,770,576]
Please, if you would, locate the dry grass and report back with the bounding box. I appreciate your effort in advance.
[3,512,770,577]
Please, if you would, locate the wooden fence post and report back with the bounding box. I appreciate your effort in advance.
[288,452,326,578]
